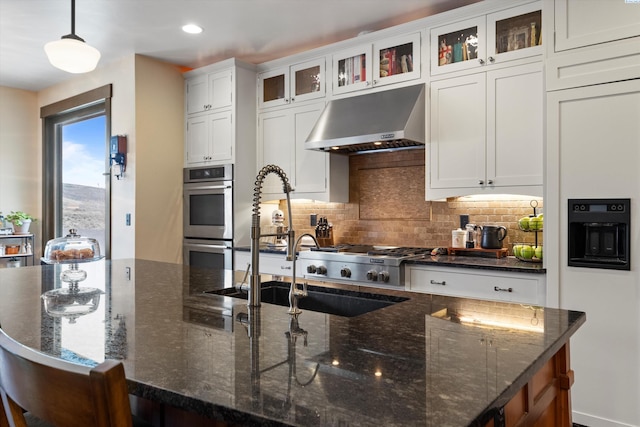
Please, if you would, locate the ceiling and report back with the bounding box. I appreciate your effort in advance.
[0,0,481,92]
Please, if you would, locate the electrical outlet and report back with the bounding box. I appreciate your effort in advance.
[460,214,469,229]
[310,214,317,227]
[126,213,131,226]
[125,267,131,280]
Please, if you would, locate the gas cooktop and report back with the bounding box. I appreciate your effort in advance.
[299,245,434,288]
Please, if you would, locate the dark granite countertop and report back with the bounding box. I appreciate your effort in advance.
[0,259,581,426]
[404,254,546,274]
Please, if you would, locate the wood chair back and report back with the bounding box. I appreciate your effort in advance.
[0,328,133,427]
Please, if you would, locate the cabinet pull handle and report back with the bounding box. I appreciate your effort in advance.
[494,286,513,293]
[479,180,484,185]
[488,56,495,63]
[430,280,446,286]
[280,265,292,270]
[487,180,494,185]
[478,58,485,65]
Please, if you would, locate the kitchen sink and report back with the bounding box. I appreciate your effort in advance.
[205,281,409,317]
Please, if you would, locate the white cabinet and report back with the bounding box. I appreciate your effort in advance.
[430,2,542,77]
[184,59,256,168]
[552,0,640,52]
[332,32,421,95]
[428,61,543,200]
[545,79,640,427]
[258,57,326,109]
[185,110,233,165]
[185,69,232,115]
[257,101,348,202]
[545,0,640,90]
[405,264,546,306]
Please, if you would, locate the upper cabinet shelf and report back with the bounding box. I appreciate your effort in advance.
[332,32,421,95]
[430,2,542,77]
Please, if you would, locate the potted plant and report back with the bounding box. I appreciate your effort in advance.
[5,211,36,235]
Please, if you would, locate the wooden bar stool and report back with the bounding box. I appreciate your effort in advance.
[0,328,145,427]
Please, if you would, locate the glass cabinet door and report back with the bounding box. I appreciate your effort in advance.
[332,44,372,95]
[259,68,289,109]
[290,58,325,103]
[373,32,421,86]
[487,3,542,63]
[430,16,486,76]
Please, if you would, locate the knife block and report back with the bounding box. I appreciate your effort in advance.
[316,227,334,247]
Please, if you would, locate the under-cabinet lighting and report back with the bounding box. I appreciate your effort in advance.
[459,316,544,333]
[457,194,543,202]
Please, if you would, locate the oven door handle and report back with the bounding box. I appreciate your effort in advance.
[185,184,232,191]
[186,243,231,250]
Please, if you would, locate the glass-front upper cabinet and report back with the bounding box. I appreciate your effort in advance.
[258,57,325,109]
[373,32,421,87]
[332,44,372,95]
[431,16,486,76]
[487,3,542,62]
[333,33,421,95]
[291,59,325,103]
[431,2,542,76]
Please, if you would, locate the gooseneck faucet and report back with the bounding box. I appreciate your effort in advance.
[250,165,295,307]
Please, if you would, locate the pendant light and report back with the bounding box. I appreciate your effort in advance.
[44,0,100,73]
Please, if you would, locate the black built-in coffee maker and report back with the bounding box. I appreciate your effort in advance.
[568,198,630,270]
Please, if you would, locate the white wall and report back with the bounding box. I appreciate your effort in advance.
[0,87,41,253]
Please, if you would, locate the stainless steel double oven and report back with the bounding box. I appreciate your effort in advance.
[183,164,233,270]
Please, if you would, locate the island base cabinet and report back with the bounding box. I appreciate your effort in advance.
[131,396,229,427]
[486,343,574,427]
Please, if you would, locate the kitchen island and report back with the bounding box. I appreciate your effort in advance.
[0,259,584,426]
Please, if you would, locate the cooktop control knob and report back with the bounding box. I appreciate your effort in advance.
[366,270,378,281]
[340,267,351,278]
[378,271,390,282]
[316,265,327,275]
[306,265,317,274]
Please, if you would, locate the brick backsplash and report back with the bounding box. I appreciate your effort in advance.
[273,149,542,253]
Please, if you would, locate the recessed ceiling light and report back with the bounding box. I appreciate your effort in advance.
[182,24,203,34]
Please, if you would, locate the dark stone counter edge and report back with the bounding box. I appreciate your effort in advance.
[470,312,586,426]
[129,382,293,427]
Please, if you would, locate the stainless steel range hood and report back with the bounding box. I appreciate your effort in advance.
[305,83,425,154]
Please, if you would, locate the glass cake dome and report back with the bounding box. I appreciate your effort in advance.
[42,229,104,264]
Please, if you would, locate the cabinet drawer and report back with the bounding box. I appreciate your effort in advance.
[406,266,544,305]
